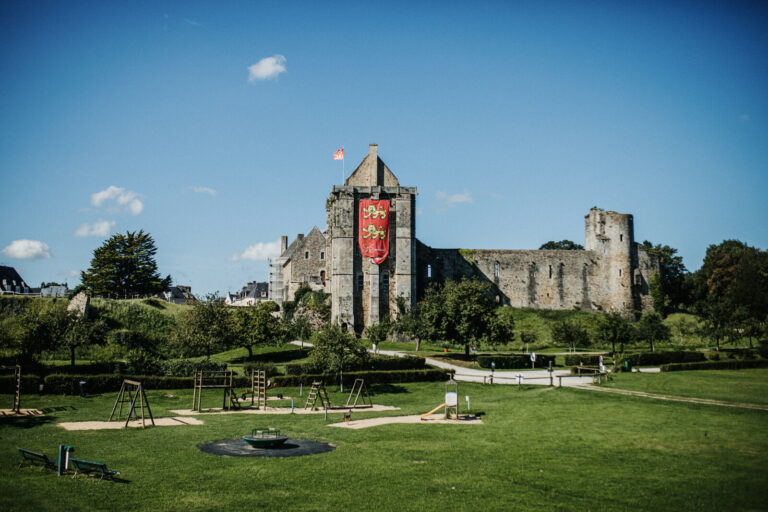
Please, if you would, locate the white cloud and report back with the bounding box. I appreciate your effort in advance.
[435,190,473,211]
[91,186,144,215]
[189,186,217,196]
[248,55,286,81]
[1,239,52,260]
[74,219,116,237]
[230,240,282,261]
[184,18,201,26]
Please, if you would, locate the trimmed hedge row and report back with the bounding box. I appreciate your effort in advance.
[284,355,426,376]
[477,354,555,369]
[660,359,768,372]
[563,354,612,367]
[274,369,448,387]
[33,368,450,395]
[617,351,706,367]
[0,375,41,394]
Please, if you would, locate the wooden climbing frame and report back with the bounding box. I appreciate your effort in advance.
[108,379,155,428]
[192,370,240,412]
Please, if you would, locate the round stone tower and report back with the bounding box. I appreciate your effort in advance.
[585,207,635,314]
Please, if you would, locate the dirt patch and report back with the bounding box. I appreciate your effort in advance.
[0,409,44,416]
[58,416,204,431]
[328,414,483,429]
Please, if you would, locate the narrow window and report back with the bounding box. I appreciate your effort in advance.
[549,265,552,279]
[494,262,499,278]
[382,272,390,291]
[619,269,622,277]
[320,270,326,286]
[620,234,623,242]
[304,251,309,259]
[357,274,364,292]
[427,264,432,279]
[320,251,325,260]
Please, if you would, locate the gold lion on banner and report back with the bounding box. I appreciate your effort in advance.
[362,204,387,220]
[362,224,387,240]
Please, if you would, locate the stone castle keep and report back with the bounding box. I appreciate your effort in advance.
[269,144,659,332]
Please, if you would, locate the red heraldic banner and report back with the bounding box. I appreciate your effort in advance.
[359,199,390,264]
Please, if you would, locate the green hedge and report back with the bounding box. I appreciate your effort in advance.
[617,351,706,367]
[477,354,555,369]
[37,368,449,395]
[563,354,613,366]
[242,362,279,378]
[660,360,768,372]
[273,369,448,387]
[0,375,41,394]
[284,355,426,376]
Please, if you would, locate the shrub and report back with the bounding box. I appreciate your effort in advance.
[660,360,768,372]
[477,354,555,369]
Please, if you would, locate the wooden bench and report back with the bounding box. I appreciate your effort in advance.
[18,448,57,472]
[69,458,120,482]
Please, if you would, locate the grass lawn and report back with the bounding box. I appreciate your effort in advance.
[1,373,767,511]
[600,368,768,405]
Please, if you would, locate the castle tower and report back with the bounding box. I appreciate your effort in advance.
[585,207,637,314]
[326,144,417,332]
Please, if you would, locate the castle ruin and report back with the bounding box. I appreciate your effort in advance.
[269,144,659,332]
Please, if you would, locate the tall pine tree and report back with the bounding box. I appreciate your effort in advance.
[81,230,171,298]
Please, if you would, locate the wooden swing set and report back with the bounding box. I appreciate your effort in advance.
[108,379,155,428]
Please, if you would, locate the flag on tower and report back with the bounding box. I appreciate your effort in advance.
[333,148,344,160]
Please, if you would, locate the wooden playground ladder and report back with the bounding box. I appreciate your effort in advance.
[345,378,372,408]
[251,370,266,408]
[304,381,330,410]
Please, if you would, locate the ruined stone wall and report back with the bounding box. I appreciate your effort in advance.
[416,243,603,310]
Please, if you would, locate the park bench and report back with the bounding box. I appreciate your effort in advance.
[69,458,120,482]
[18,448,57,471]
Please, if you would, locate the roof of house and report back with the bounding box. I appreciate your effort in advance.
[0,266,27,290]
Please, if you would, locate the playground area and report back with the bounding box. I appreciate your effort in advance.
[2,371,768,511]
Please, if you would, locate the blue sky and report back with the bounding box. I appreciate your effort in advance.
[1,0,766,296]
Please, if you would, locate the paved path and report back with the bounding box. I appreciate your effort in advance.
[289,340,660,388]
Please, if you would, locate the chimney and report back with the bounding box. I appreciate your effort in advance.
[369,143,378,159]
[297,234,304,240]
[281,236,288,253]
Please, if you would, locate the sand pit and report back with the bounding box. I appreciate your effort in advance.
[58,416,204,431]
[169,404,399,416]
[328,414,483,429]
[0,409,44,416]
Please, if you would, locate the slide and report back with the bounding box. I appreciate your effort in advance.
[420,403,446,421]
